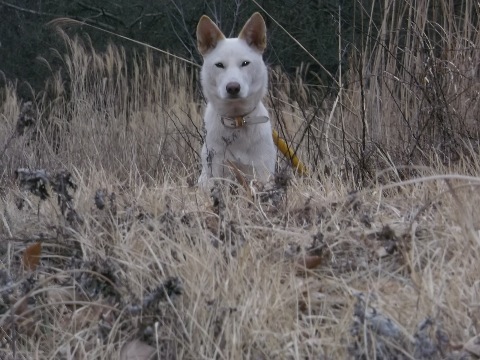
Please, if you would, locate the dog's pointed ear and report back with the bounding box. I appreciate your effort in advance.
[238,12,267,53]
[197,15,226,56]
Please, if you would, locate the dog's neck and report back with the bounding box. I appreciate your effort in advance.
[221,104,257,118]
[219,106,269,128]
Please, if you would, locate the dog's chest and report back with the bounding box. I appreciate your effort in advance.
[207,125,261,155]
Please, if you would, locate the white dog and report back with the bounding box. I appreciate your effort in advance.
[196,12,276,189]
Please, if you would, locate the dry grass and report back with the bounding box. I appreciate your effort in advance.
[1,1,480,359]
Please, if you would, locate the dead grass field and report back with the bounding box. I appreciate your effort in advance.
[1,1,480,359]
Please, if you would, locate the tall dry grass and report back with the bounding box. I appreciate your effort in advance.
[2,29,203,185]
[0,0,480,359]
[337,0,480,180]
[265,0,480,185]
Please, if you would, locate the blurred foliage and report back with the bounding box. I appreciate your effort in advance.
[0,0,374,97]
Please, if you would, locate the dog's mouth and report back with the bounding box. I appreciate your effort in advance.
[225,94,242,100]
[213,95,255,118]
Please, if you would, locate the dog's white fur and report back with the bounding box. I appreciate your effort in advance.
[196,12,276,188]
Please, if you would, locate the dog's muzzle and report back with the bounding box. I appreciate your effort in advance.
[220,115,269,128]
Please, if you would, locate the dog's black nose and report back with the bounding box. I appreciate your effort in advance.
[226,82,241,96]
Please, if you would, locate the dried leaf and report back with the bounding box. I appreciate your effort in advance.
[226,160,253,199]
[296,255,323,274]
[120,339,156,360]
[464,335,480,356]
[23,242,42,271]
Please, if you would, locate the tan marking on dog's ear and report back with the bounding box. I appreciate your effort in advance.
[196,15,226,56]
[238,12,267,53]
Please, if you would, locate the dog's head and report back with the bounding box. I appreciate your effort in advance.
[196,13,268,116]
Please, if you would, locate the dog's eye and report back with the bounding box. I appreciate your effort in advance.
[215,62,224,68]
[241,61,250,67]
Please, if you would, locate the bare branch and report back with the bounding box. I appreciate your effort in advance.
[0,1,58,17]
[166,0,196,59]
[128,12,164,29]
[77,1,126,27]
[228,0,244,37]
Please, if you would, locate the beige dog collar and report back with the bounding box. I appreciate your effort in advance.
[220,115,269,128]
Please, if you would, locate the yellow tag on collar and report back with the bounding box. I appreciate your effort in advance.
[235,117,245,127]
